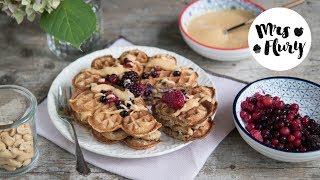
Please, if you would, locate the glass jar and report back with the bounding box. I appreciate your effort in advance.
[47,0,102,61]
[0,85,38,177]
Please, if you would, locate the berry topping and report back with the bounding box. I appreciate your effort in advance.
[154,66,161,71]
[173,71,181,76]
[161,89,185,110]
[151,70,158,78]
[99,96,107,103]
[180,89,187,95]
[116,101,125,109]
[142,72,149,79]
[100,90,106,94]
[121,71,139,87]
[120,110,129,117]
[124,58,131,64]
[143,83,153,97]
[126,83,144,97]
[124,58,133,68]
[107,96,119,103]
[108,74,119,84]
[97,81,107,85]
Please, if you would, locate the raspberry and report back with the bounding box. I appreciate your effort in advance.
[126,83,144,97]
[121,71,139,87]
[161,89,185,109]
[250,129,263,142]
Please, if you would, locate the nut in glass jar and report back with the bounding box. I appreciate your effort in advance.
[0,85,38,177]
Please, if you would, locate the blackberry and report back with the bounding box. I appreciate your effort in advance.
[100,90,106,94]
[126,83,144,97]
[180,89,186,95]
[121,71,139,87]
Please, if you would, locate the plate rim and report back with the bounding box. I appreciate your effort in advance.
[47,45,217,158]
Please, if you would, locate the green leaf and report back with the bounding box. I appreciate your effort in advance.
[40,0,97,49]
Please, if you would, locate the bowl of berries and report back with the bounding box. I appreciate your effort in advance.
[233,77,320,162]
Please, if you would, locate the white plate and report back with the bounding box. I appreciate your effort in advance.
[47,46,216,158]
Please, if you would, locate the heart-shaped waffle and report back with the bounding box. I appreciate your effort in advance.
[72,70,102,91]
[69,50,217,149]
[122,111,162,136]
[88,104,124,133]
[92,129,120,144]
[119,50,148,76]
[91,55,119,69]
[99,129,128,141]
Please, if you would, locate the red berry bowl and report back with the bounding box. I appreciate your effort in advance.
[233,77,320,162]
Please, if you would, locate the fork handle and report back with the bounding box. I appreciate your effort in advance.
[68,118,91,175]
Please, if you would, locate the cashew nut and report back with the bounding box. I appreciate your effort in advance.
[1,165,16,171]
[13,139,24,148]
[16,152,34,162]
[0,141,6,152]
[17,124,32,135]
[0,123,35,172]
[0,149,16,159]
[1,134,15,147]
[22,158,31,166]
[23,134,32,141]
[0,158,22,168]
[8,128,16,136]
[19,141,33,152]
[14,134,22,141]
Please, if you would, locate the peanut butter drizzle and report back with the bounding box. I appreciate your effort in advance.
[146,57,178,71]
[90,83,134,101]
[173,98,200,117]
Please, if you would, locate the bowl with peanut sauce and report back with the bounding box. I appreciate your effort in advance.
[179,0,265,61]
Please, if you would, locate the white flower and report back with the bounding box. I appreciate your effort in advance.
[0,0,62,24]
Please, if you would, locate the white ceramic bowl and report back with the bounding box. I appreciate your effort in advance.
[179,0,265,61]
[233,77,320,162]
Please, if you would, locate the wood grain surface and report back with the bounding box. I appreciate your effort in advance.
[0,0,319,179]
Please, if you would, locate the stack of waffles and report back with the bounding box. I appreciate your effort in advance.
[69,50,217,149]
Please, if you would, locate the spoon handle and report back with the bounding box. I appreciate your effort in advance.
[225,0,306,33]
[282,0,305,9]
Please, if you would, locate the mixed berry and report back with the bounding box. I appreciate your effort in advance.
[125,83,145,97]
[120,71,139,87]
[161,89,186,110]
[123,58,133,68]
[99,90,119,104]
[240,92,320,152]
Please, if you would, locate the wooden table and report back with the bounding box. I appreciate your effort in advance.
[1,0,319,179]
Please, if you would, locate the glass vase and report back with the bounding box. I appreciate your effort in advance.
[47,0,102,61]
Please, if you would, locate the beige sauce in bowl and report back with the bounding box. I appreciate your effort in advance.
[187,9,257,49]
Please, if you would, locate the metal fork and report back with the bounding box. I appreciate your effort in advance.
[57,86,91,175]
